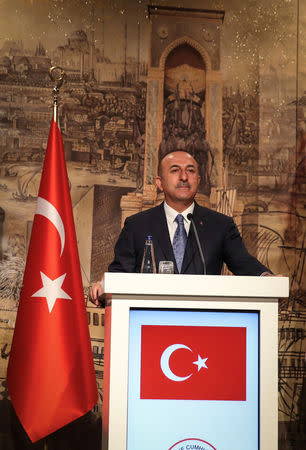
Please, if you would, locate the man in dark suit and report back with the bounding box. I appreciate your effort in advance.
[89,150,271,303]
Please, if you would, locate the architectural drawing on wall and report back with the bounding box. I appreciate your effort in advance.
[0,1,305,448]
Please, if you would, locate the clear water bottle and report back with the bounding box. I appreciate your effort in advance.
[140,235,156,273]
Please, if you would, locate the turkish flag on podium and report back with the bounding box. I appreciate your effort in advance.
[141,325,246,401]
[7,120,98,442]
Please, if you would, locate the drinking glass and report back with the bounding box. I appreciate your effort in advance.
[158,261,174,274]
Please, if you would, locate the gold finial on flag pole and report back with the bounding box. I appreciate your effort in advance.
[49,66,66,124]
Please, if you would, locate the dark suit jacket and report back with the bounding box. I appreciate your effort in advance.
[108,202,270,276]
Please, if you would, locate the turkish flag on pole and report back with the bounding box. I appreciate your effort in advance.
[141,325,246,401]
[7,120,98,442]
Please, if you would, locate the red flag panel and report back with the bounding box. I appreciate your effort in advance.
[141,325,246,401]
[7,120,98,442]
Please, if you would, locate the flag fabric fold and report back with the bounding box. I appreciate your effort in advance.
[7,120,98,442]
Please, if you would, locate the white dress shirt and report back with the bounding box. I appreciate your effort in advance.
[163,202,195,244]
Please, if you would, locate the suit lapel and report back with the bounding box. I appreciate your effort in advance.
[181,202,206,273]
[153,203,177,266]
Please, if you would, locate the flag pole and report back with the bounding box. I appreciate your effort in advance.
[49,66,66,124]
[40,66,66,450]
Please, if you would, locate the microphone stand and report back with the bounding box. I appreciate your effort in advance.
[187,213,207,275]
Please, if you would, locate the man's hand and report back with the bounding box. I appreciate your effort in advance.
[89,280,103,306]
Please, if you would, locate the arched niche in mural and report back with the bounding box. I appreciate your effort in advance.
[159,43,213,197]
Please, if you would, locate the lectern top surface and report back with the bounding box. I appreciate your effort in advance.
[103,273,289,299]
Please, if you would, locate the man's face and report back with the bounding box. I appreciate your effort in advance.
[156,151,200,211]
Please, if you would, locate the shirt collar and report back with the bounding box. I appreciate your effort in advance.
[163,201,195,223]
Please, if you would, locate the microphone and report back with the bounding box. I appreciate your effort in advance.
[187,213,207,275]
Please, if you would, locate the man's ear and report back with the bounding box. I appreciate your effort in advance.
[155,176,163,191]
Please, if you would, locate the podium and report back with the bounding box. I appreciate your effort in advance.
[101,273,289,450]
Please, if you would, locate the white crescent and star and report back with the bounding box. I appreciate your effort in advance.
[31,197,71,313]
[160,344,208,382]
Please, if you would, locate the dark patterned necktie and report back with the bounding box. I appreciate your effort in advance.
[172,214,187,273]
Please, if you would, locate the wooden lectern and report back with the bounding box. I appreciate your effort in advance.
[101,273,289,450]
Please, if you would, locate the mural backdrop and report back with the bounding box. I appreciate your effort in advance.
[0,0,305,449]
